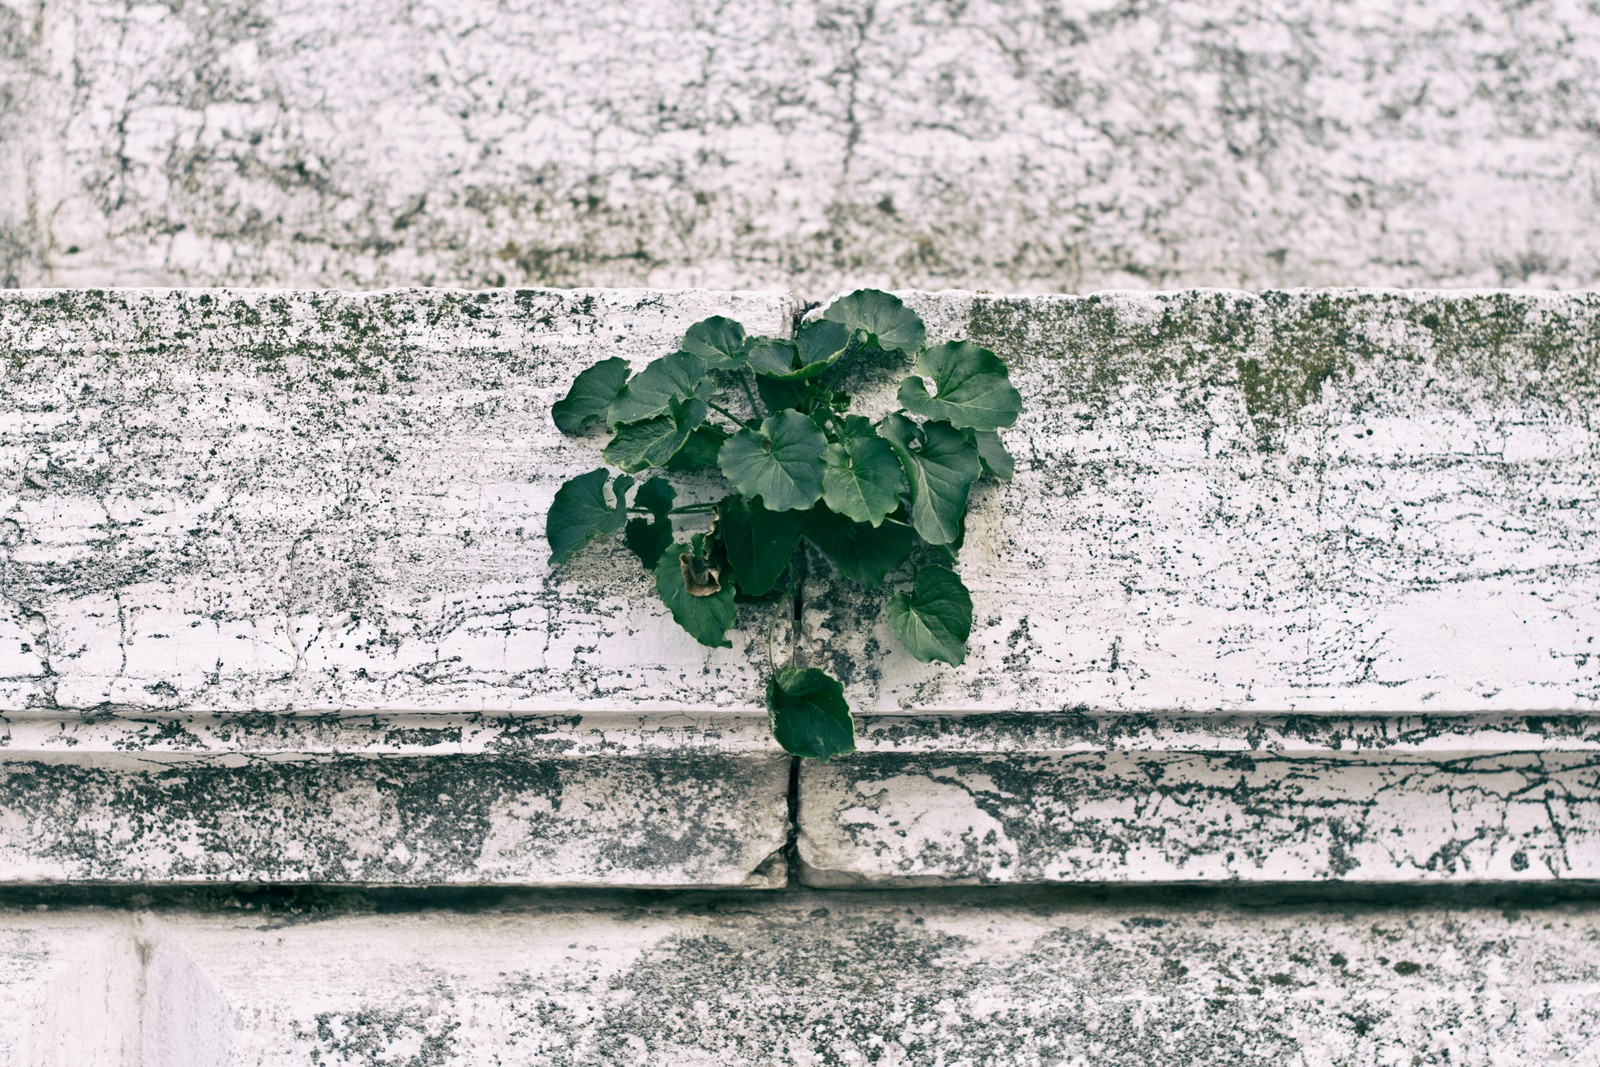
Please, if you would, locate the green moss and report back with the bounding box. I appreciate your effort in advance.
[964,288,1599,452]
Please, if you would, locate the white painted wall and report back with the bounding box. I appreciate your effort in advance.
[2,0,1598,293]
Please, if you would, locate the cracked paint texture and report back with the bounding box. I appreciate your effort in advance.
[806,288,1600,715]
[0,287,794,713]
[800,743,1600,886]
[2,0,1599,293]
[0,712,789,886]
[9,900,1600,1064]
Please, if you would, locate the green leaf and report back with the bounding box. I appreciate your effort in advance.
[546,468,626,565]
[887,565,973,666]
[551,357,630,435]
[653,541,736,648]
[625,516,674,570]
[716,496,801,597]
[795,319,850,366]
[822,290,925,352]
[822,415,905,526]
[717,411,827,512]
[767,666,855,760]
[633,476,676,517]
[803,508,915,587]
[607,351,707,426]
[604,398,707,472]
[681,316,748,369]
[878,415,980,545]
[622,476,676,570]
[756,374,826,414]
[972,430,1015,481]
[665,425,729,472]
[897,341,1022,431]
[747,319,854,382]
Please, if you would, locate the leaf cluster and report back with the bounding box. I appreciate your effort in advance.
[546,290,1021,758]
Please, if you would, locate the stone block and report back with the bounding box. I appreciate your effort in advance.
[6,898,1600,1063]
[3,1,1598,292]
[799,714,1600,886]
[805,289,1600,714]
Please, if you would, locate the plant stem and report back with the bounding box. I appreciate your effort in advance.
[819,337,865,391]
[766,598,782,676]
[739,370,763,420]
[707,401,747,427]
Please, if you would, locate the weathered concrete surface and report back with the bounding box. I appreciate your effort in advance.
[6,897,1600,1064]
[3,0,1598,294]
[0,713,788,886]
[0,287,794,713]
[800,714,1600,886]
[807,288,1600,714]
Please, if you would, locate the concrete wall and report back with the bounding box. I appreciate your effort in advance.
[2,286,1596,896]
[2,0,1599,294]
[4,0,1600,1059]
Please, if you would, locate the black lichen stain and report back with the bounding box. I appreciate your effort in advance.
[2,753,769,883]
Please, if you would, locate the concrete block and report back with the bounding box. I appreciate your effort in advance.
[805,289,1600,715]
[0,287,794,714]
[6,898,1600,1064]
[799,714,1600,886]
[0,713,788,887]
[3,1,1598,293]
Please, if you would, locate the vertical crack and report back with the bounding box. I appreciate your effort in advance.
[783,753,802,888]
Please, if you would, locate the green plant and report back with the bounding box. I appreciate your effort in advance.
[546,289,1021,758]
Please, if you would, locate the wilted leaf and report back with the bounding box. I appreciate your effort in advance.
[653,541,736,647]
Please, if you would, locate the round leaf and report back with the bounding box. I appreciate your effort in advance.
[653,541,736,648]
[897,341,1022,431]
[717,496,801,597]
[681,316,748,369]
[717,411,827,512]
[767,666,855,760]
[887,565,973,666]
[546,467,626,565]
[607,350,707,426]
[604,398,707,472]
[803,509,914,587]
[878,415,980,545]
[822,290,926,352]
[822,415,904,526]
[551,357,629,435]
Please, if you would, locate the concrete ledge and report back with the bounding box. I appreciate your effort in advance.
[800,713,1600,886]
[5,896,1600,1064]
[5,285,1598,892]
[5,0,1599,292]
[0,712,788,887]
[808,288,1600,714]
[0,286,794,713]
